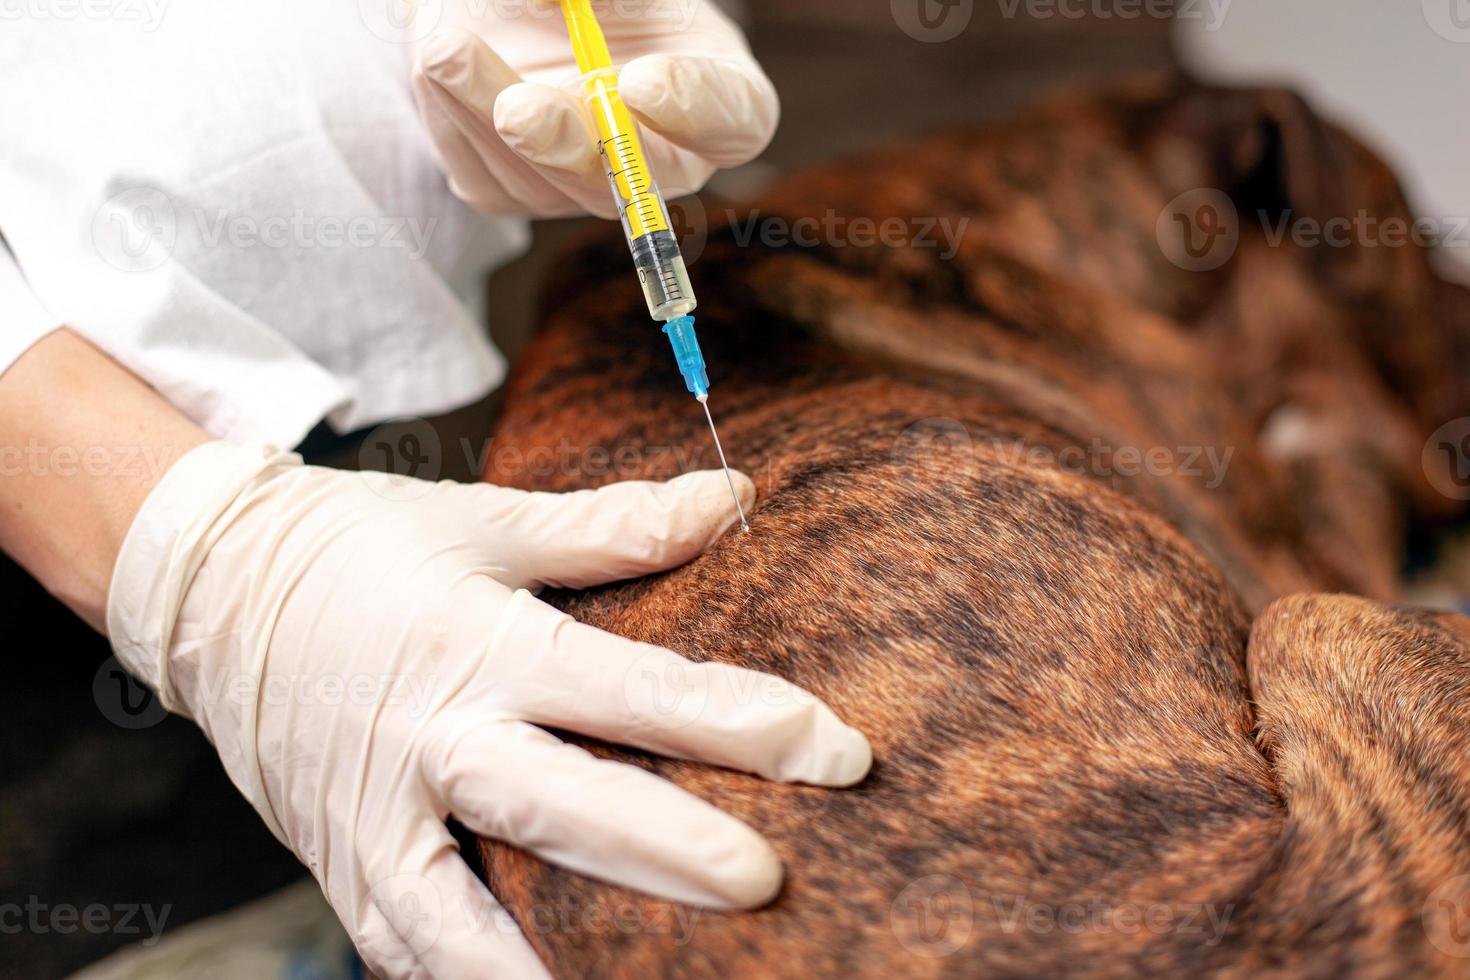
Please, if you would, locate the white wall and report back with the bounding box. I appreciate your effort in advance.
[1175,0,1470,282]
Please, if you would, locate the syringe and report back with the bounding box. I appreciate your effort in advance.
[559,0,749,532]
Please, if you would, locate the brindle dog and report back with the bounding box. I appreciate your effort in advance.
[476,76,1470,977]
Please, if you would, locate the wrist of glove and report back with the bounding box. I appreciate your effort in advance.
[107,440,869,978]
[410,0,780,218]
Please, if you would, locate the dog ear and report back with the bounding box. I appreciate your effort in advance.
[1147,80,1414,293]
[1246,86,1470,474]
[1150,79,1470,438]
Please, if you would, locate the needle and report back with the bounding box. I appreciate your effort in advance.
[560,3,748,533]
[662,317,748,533]
[698,393,750,533]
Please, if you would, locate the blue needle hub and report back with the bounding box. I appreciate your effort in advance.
[662,315,710,400]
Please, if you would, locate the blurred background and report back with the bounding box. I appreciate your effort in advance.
[6,1,1468,975]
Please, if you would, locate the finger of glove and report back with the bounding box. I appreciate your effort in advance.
[496,591,873,787]
[493,67,717,207]
[496,78,716,206]
[412,58,518,215]
[360,821,550,979]
[491,81,622,219]
[620,54,780,168]
[424,717,782,908]
[471,469,755,590]
[415,28,583,217]
[347,898,424,980]
[633,124,720,199]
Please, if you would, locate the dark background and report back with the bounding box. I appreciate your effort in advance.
[0,3,1175,976]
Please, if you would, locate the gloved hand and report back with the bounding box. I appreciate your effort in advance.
[409,0,779,217]
[107,442,870,978]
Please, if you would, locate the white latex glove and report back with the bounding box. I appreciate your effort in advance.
[107,442,870,979]
[409,0,779,217]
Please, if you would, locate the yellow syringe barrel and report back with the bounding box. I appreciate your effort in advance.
[560,0,696,320]
[562,0,667,239]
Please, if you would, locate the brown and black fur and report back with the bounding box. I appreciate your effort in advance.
[476,75,1470,977]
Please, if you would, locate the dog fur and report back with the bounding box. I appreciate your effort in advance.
[475,75,1470,977]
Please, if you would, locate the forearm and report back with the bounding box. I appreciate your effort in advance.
[0,328,209,631]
